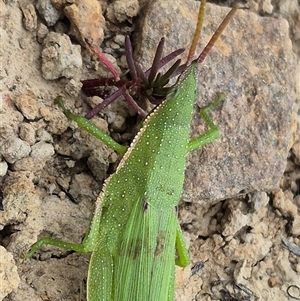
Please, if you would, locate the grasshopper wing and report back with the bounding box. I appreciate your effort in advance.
[114,201,178,301]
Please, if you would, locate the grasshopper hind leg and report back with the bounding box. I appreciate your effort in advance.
[175,222,190,268]
[24,236,93,259]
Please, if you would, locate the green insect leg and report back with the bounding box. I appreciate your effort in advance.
[187,93,225,152]
[24,237,90,259]
[175,222,190,267]
[164,224,189,301]
[24,206,103,259]
[55,97,128,156]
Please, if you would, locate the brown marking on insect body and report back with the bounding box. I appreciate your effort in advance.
[119,237,143,260]
[119,234,151,261]
[132,238,143,260]
[132,236,151,260]
[154,233,165,257]
[167,188,175,196]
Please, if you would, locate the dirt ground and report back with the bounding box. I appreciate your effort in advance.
[1,0,300,301]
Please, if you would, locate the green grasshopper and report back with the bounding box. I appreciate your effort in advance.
[25,2,238,300]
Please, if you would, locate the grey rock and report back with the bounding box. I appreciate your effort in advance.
[36,0,62,26]
[41,32,82,80]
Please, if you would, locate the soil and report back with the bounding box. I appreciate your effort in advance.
[1,0,300,301]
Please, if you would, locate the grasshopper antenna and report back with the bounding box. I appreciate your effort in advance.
[186,2,238,65]
[196,5,239,64]
[186,0,207,64]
